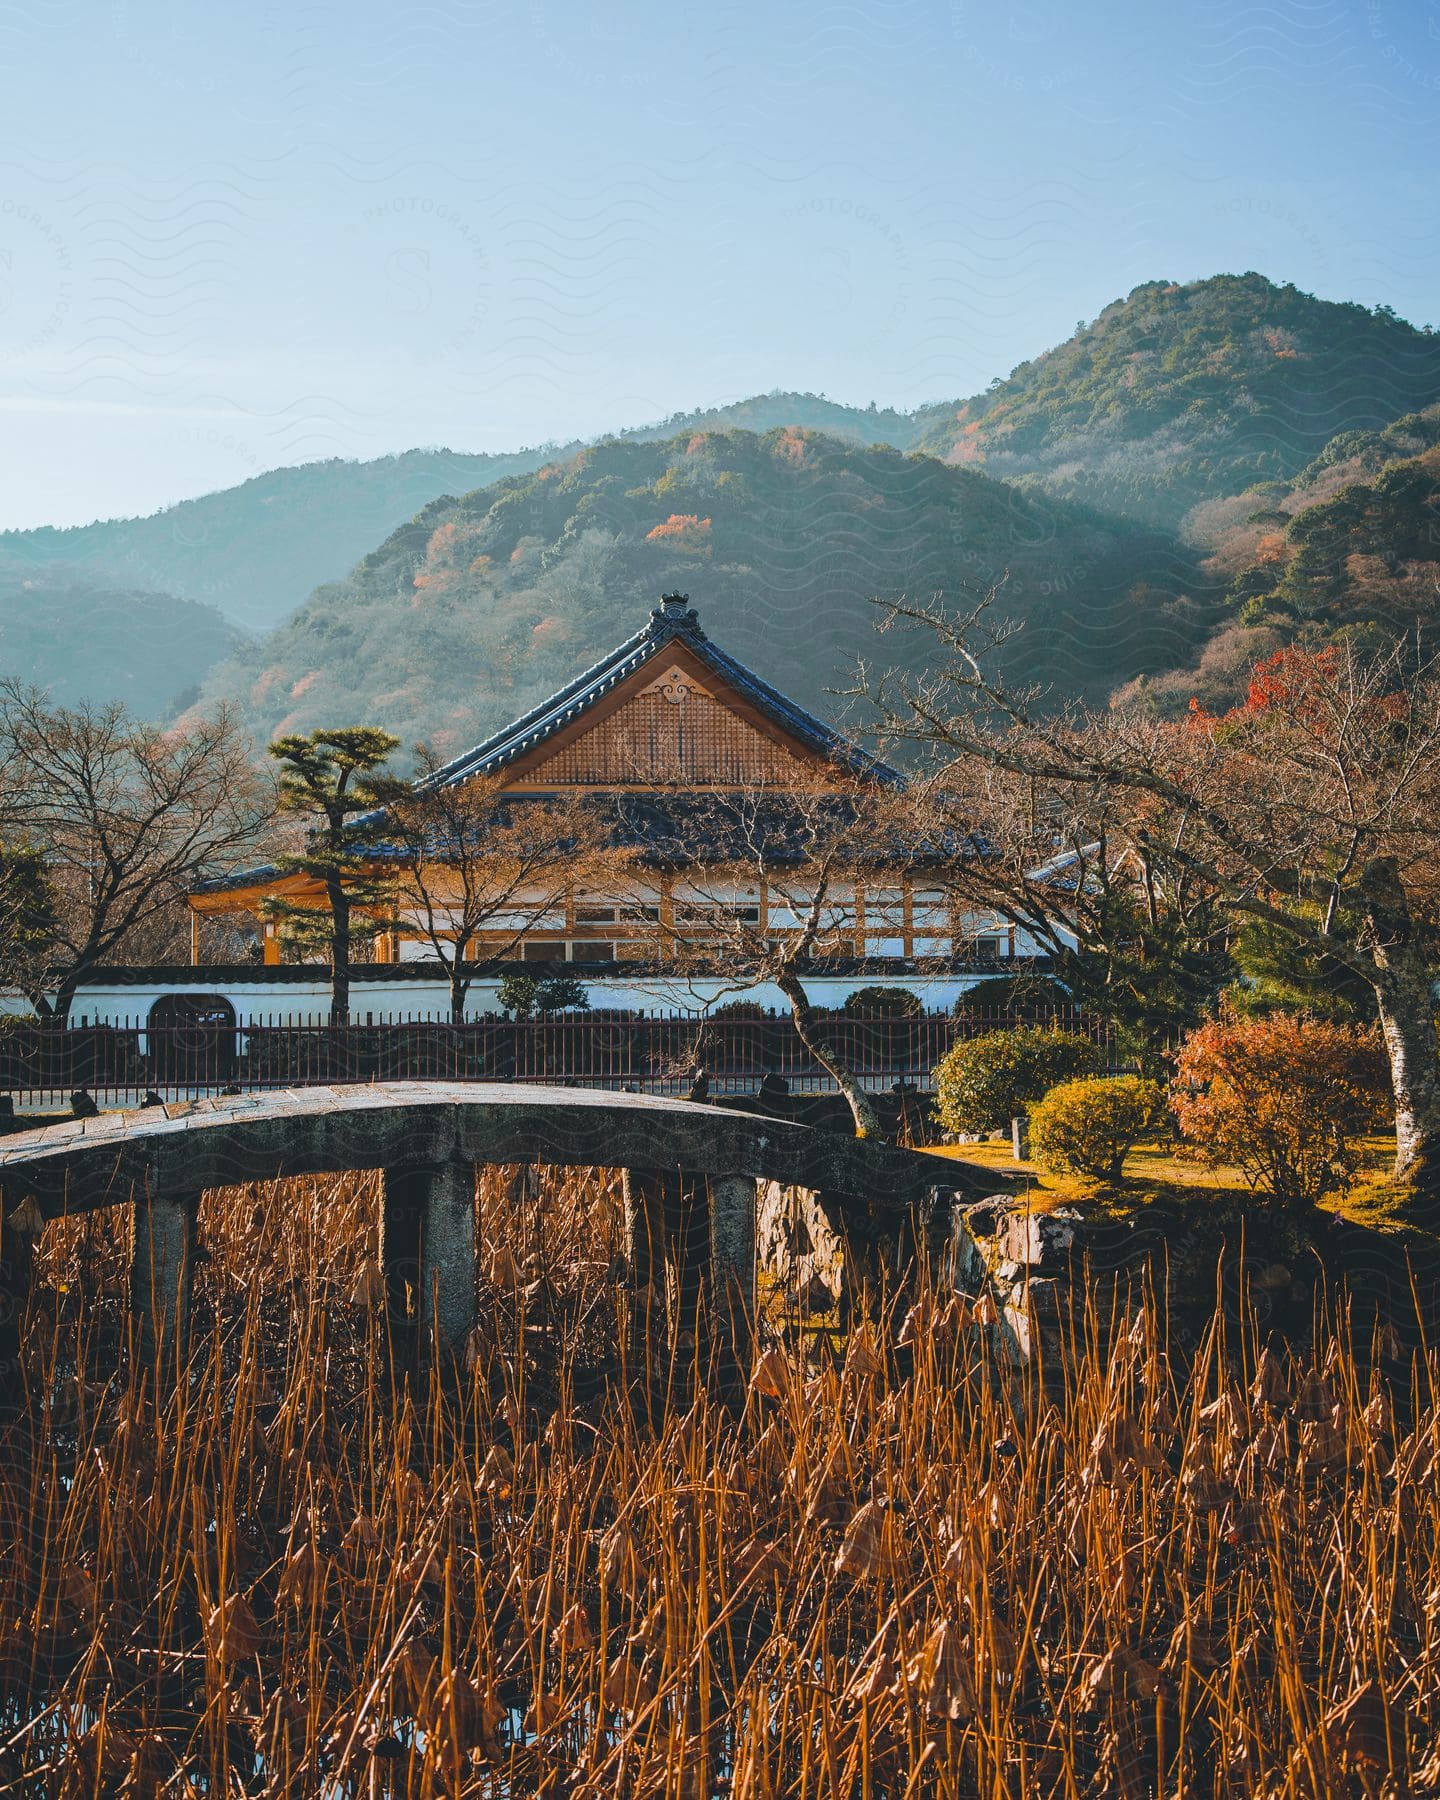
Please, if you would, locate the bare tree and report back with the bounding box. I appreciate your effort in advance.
[871,595,1440,1203]
[0,684,274,1023]
[911,751,1231,1072]
[645,777,893,1138]
[380,754,629,1023]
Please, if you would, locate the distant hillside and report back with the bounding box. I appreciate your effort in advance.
[912,275,1440,533]
[0,396,914,637]
[0,565,241,717]
[196,426,1200,754]
[1117,405,1440,712]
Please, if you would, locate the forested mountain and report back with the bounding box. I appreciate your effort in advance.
[6,273,1437,728]
[1116,405,1440,712]
[0,565,241,717]
[0,449,568,637]
[12,275,1431,645]
[0,396,911,638]
[195,427,1198,755]
[912,275,1440,533]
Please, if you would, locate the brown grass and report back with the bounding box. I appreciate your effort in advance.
[0,1165,1435,1795]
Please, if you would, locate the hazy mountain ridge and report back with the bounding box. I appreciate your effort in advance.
[0,564,241,717]
[0,395,915,640]
[0,448,569,637]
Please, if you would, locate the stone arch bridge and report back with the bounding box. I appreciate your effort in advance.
[0,1083,994,1353]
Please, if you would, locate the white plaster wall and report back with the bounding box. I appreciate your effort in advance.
[64,968,1022,1032]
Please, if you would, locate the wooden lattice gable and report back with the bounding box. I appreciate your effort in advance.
[424,594,902,794]
[507,644,813,788]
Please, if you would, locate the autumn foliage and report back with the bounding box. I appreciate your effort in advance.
[1171,1008,1389,1208]
[643,513,712,555]
[1242,643,1343,716]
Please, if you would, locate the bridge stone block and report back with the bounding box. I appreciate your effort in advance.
[131,1192,195,1355]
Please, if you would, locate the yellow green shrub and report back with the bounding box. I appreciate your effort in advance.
[1028,1075,1165,1182]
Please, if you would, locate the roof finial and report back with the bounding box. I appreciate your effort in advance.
[653,591,699,633]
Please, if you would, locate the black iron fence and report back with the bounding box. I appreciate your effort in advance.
[0,1007,1129,1110]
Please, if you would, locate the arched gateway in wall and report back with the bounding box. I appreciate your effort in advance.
[0,1082,994,1357]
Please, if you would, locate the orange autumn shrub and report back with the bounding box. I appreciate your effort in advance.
[1171,1008,1389,1208]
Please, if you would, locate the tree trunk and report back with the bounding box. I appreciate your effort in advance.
[1361,858,1440,1198]
[1371,969,1440,1190]
[446,937,475,1027]
[328,879,351,1028]
[775,968,883,1139]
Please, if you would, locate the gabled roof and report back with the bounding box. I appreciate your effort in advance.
[418,593,903,790]
[193,595,903,901]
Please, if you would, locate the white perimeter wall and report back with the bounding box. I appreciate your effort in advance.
[59,968,1035,1036]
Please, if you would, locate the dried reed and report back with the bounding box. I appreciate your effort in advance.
[0,1166,1432,1795]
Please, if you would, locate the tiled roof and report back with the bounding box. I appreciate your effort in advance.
[194,596,903,896]
[416,593,902,790]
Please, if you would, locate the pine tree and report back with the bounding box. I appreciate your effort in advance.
[266,728,400,1026]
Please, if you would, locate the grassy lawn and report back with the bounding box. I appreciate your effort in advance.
[924,1133,1409,1225]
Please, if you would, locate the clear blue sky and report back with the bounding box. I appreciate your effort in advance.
[0,0,1435,528]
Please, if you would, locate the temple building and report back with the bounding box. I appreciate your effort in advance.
[70,595,1041,1030]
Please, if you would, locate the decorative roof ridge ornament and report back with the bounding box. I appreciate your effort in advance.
[651,591,703,637]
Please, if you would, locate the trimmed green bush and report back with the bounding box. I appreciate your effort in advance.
[842,986,922,1019]
[1028,1076,1165,1182]
[710,1000,770,1020]
[497,972,591,1019]
[932,1028,1105,1136]
[952,974,1072,1019]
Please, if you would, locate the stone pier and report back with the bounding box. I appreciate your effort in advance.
[383,1161,478,1348]
[622,1168,759,1353]
[130,1191,196,1353]
[709,1173,757,1338]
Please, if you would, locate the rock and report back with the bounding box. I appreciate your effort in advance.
[994,1207,1082,1270]
[1019,1276,1066,1322]
[958,1197,1007,1238]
